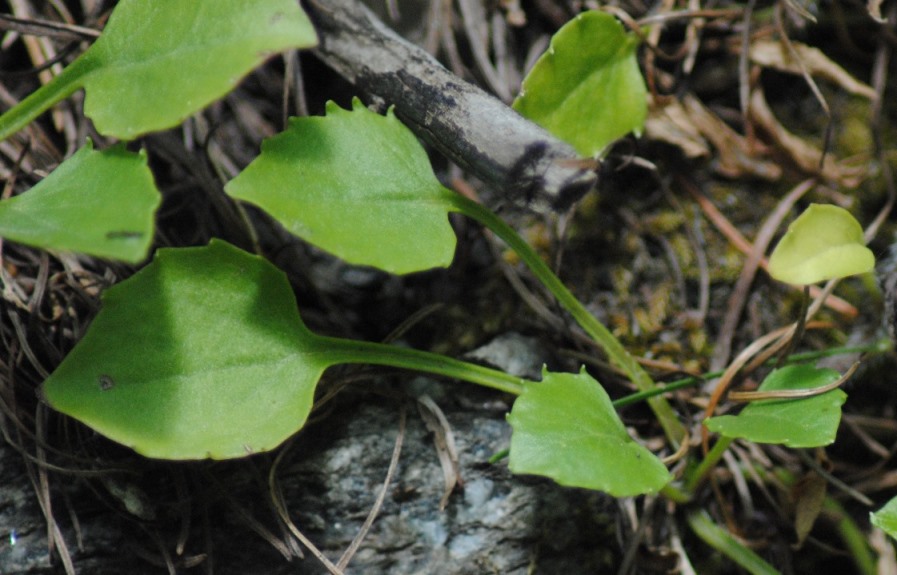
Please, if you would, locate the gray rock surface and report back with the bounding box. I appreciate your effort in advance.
[1,391,619,574]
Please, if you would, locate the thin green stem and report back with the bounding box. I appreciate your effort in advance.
[686,436,733,493]
[823,497,878,575]
[659,482,691,505]
[315,335,529,396]
[612,341,882,408]
[0,56,92,142]
[686,509,780,575]
[448,193,686,445]
[613,376,706,408]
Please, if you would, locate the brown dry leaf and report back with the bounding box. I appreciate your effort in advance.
[792,472,827,547]
[646,94,782,180]
[645,97,710,159]
[750,39,878,100]
[750,88,868,187]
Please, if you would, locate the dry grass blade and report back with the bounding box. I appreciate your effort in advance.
[709,178,814,371]
[749,39,877,100]
[416,395,460,510]
[204,471,295,561]
[0,13,100,40]
[796,450,873,506]
[7,0,66,133]
[701,324,795,451]
[727,361,858,402]
[336,405,406,570]
[749,87,867,187]
[30,405,76,575]
[268,451,342,574]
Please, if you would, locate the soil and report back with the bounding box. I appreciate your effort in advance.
[1,1,897,574]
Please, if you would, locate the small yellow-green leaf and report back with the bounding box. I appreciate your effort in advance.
[0,140,159,262]
[507,368,670,496]
[512,11,646,157]
[768,204,874,285]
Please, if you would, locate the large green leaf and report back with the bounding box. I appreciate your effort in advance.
[704,364,847,448]
[871,496,897,540]
[768,204,874,286]
[507,368,670,496]
[512,11,646,157]
[0,0,317,141]
[226,99,458,274]
[0,140,158,262]
[42,240,331,460]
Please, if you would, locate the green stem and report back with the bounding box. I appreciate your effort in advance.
[449,193,686,445]
[612,341,882,409]
[686,436,733,493]
[686,509,780,575]
[613,376,706,408]
[659,481,691,505]
[0,56,92,142]
[824,499,877,575]
[315,335,529,396]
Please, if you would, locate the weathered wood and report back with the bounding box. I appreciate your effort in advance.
[304,0,597,213]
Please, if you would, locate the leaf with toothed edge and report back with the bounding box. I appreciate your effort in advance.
[507,368,670,496]
[226,98,458,275]
[512,11,647,157]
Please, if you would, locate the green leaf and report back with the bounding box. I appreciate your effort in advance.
[768,204,875,285]
[0,140,158,263]
[871,496,897,539]
[226,99,458,275]
[507,368,670,496]
[42,240,332,460]
[512,11,647,157]
[704,364,847,448]
[0,0,317,141]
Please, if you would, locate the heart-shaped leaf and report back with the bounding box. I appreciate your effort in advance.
[704,364,847,447]
[0,140,158,262]
[42,240,331,459]
[768,204,874,285]
[507,368,670,496]
[0,0,317,141]
[226,99,458,274]
[512,11,647,157]
[872,496,897,540]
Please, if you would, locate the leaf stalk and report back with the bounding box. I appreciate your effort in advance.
[450,192,687,445]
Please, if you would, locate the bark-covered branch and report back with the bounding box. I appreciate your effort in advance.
[304,0,597,213]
